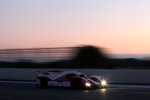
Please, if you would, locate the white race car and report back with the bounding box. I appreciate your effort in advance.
[37,70,107,89]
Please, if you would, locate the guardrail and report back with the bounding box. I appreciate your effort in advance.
[0,68,150,84]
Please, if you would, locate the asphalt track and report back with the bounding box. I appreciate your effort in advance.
[0,82,150,100]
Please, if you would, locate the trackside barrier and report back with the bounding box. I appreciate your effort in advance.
[0,68,150,84]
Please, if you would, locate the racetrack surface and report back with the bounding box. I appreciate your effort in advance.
[0,82,150,100]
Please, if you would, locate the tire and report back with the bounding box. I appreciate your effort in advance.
[39,78,48,88]
[71,78,83,89]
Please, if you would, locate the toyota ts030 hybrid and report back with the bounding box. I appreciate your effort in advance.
[37,70,107,89]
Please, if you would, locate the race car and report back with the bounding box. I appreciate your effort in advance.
[37,70,107,89]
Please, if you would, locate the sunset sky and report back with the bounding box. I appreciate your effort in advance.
[0,0,150,54]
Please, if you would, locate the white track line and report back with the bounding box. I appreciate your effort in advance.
[0,80,36,84]
[109,84,150,89]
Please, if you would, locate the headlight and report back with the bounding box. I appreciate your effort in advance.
[101,80,107,86]
[85,82,91,87]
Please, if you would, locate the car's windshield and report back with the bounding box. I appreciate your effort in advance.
[79,73,89,79]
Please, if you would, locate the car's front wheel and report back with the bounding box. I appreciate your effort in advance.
[39,78,48,88]
[71,78,82,89]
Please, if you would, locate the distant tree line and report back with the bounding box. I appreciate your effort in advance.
[0,45,150,69]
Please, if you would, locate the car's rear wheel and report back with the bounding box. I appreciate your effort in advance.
[39,78,48,88]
